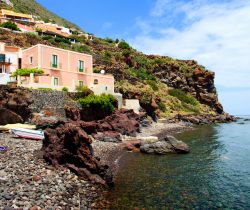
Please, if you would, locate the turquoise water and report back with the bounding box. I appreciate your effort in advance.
[108,117,250,209]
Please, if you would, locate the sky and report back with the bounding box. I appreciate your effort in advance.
[36,0,250,115]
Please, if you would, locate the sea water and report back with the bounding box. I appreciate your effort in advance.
[108,117,250,209]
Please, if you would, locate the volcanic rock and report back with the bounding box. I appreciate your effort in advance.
[140,135,189,154]
[0,108,23,125]
[42,122,113,186]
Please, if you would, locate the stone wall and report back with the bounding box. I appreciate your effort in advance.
[29,90,80,118]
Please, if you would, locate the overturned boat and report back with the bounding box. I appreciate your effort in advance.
[11,128,44,140]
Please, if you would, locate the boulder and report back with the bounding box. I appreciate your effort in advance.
[0,108,23,125]
[0,85,32,121]
[99,109,140,136]
[65,106,81,121]
[93,131,122,143]
[140,135,189,154]
[42,122,113,186]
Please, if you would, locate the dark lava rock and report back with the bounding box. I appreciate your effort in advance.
[0,85,32,122]
[140,135,190,155]
[0,108,23,125]
[98,109,140,137]
[42,122,113,186]
[65,105,81,121]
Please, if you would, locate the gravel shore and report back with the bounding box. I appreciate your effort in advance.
[0,133,105,210]
[0,121,191,209]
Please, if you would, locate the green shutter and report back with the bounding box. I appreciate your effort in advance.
[52,55,58,68]
[79,60,84,72]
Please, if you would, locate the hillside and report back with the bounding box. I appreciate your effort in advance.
[0,28,224,119]
[0,0,225,119]
[0,0,82,31]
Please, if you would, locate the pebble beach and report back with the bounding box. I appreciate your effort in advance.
[0,133,107,210]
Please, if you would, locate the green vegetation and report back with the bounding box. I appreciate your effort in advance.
[54,37,71,44]
[37,87,53,91]
[78,94,117,116]
[168,89,199,106]
[75,85,93,98]
[127,68,156,81]
[0,21,19,31]
[118,40,131,49]
[12,68,44,77]
[61,87,69,92]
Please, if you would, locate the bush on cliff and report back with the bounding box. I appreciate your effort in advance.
[168,89,199,106]
[118,40,131,49]
[0,21,20,31]
[78,94,117,121]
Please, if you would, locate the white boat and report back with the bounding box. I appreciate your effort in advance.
[10,128,44,140]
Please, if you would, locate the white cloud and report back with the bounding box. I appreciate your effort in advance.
[129,0,250,88]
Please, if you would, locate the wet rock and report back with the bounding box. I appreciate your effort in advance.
[140,135,189,154]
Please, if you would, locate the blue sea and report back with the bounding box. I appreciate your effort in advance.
[108,117,250,209]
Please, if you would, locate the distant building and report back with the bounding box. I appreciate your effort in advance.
[35,23,72,38]
[0,42,21,84]
[21,44,115,94]
[0,9,34,24]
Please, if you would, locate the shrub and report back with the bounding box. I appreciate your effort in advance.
[127,68,156,81]
[55,37,71,44]
[147,80,159,91]
[168,89,199,106]
[75,85,93,98]
[42,35,53,40]
[72,44,92,54]
[78,94,117,119]
[0,21,20,31]
[62,87,69,92]
[12,68,44,77]
[37,88,53,91]
[105,37,114,44]
[122,49,131,57]
[118,40,130,49]
[158,101,167,112]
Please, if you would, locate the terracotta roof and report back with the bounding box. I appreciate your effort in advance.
[35,23,70,38]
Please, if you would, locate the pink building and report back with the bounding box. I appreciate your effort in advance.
[0,42,21,84]
[21,44,115,93]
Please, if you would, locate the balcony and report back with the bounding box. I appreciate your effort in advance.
[50,62,62,69]
[0,54,11,65]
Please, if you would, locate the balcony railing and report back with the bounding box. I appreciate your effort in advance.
[0,54,11,65]
[50,62,62,69]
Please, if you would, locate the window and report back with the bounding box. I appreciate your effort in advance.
[94,79,98,84]
[79,80,83,87]
[30,56,33,64]
[54,77,59,86]
[78,60,84,72]
[105,86,108,91]
[52,54,58,68]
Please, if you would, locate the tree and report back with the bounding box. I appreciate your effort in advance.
[0,21,20,31]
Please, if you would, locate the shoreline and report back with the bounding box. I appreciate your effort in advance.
[0,120,213,209]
